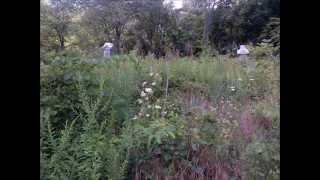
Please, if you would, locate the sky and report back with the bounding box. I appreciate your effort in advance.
[42,0,50,5]
[165,0,183,9]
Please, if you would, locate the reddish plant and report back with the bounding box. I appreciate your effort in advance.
[239,109,256,142]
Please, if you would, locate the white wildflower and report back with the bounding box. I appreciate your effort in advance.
[140,91,146,97]
[132,115,138,120]
[145,88,153,93]
[138,112,143,117]
[147,105,152,109]
[142,81,147,86]
[155,105,161,109]
[146,114,150,117]
[249,78,255,81]
[137,99,143,104]
[151,82,156,86]
[145,97,149,101]
[149,72,154,76]
[238,78,243,81]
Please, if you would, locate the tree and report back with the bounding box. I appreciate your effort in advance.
[259,17,280,54]
[129,0,176,58]
[80,0,133,54]
[46,0,78,51]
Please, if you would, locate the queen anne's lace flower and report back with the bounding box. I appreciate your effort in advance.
[155,105,161,109]
[141,91,146,97]
[151,82,156,86]
[145,88,153,93]
[142,81,147,86]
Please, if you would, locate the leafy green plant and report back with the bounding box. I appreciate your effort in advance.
[41,52,279,180]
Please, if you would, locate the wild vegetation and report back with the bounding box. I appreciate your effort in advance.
[41,0,279,179]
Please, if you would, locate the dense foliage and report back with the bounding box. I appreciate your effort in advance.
[41,50,279,179]
[41,0,279,179]
[41,0,280,57]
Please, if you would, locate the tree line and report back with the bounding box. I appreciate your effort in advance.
[40,0,280,58]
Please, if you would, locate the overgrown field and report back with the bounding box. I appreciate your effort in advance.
[40,53,279,180]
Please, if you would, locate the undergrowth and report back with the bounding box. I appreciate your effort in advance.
[41,52,279,180]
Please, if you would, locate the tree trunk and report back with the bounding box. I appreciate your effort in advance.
[202,10,210,48]
[114,26,121,54]
[59,37,65,51]
[56,30,65,52]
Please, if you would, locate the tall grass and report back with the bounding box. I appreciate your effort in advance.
[41,53,279,180]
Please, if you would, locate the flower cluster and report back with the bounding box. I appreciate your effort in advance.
[133,71,162,120]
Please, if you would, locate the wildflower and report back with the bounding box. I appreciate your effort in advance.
[147,105,152,109]
[142,81,147,86]
[209,106,216,112]
[151,82,156,86]
[138,112,143,117]
[149,72,154,76]
[155,73,159,76]
[145,97,149,101]
[140,91,146,97]
[145,88,153,93]
[238,78,243,81]
[249,78,255,81]
[155,105,161,109]
[132,115,138,120]
[137,99,143,104]
[146,114,150,117]
[230,86,235,91]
